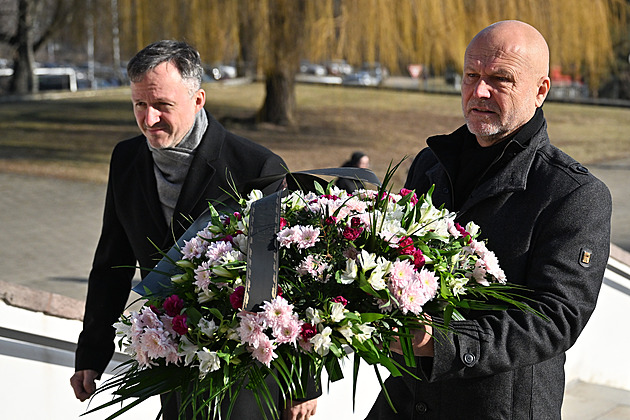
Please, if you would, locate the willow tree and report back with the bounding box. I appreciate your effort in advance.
[89,0,630,124]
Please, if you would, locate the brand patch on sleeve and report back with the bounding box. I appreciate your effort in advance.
[579,248,592,267]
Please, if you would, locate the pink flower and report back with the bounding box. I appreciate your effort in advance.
[331,296,349,306]
[397,281,424,315]
[279,217,288,229]
[194,261,212,292]
[297,254,329,279]
[181,236,207,260]
[398,237,415,255]
[417,268,439,301]
[250,336,278,367]
[272,316,302,344]
[389,260,416,287]
[237,312,265,347]
[296,226,320,249]
[399,188,418,205]
[261,296,295,329]
[230,286,245,309]
[172,314,188,335]
[163,295,184,317]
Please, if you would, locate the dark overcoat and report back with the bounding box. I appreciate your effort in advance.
[367,116,612,419]
[76,110,286,374]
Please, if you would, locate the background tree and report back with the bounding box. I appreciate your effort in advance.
[0,0,77,94]
[2,0,628,119]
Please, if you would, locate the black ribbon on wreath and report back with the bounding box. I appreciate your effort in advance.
[133,167,381,311]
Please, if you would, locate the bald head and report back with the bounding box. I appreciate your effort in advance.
[468,20,550,79]
[461,20,551,146]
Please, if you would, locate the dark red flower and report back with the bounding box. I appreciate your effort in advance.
[172,314,188,335]
[163,295,184,317]
[325,216,338,225]
[280,217,288,229]
[342,226,363,241]
[331,296,349,306]
[413,249,426,269]
[300,323,317,340]
[350,217,362,228]
[230,286,245,310]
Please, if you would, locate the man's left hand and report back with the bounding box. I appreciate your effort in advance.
[282,398,318,420]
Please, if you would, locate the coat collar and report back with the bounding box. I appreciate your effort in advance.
[426,110,549,213]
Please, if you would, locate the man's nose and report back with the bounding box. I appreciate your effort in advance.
[474,79,492,99]
[146,106,161,126]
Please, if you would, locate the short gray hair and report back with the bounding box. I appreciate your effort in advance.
[127,40,204,94]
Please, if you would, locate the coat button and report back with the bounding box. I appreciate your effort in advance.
[415,402,428,414]
[463,352,476,366]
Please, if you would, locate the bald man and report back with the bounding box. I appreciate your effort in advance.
[366,21,611,419]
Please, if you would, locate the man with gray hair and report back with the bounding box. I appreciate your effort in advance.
[70,40,319,419]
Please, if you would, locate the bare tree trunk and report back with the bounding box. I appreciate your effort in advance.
[10,0,37,94]
[257,0,305,126]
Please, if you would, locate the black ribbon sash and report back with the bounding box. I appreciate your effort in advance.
[132,168,381,310]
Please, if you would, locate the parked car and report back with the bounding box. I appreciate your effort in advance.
[342,70,382,87]
[299,60,327,76]
[325,59,353,76]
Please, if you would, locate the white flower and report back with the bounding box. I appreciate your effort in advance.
[330,302,346,322]
[198,318,218,336]
[358,249,378,271]
[178,336,198,366]
[197,348,221,379]
[114,321,131,338]
[339,258,358,284]
[355,323,376,343]
[338,322,355,341]
[465,221,480,238]
[306,307,323,325]
[311,327,333,356]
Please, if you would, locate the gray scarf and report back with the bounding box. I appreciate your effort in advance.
[148,110,209,225]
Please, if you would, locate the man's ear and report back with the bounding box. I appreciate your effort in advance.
[535,77,550,107]
[195,89,206,111]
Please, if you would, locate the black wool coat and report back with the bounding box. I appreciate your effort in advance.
[76,110,287,374]
[367,115,612,419]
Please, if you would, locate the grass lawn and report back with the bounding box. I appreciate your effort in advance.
[1,82,629,189]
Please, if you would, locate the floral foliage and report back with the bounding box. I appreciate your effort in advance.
[92,177,535,419]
